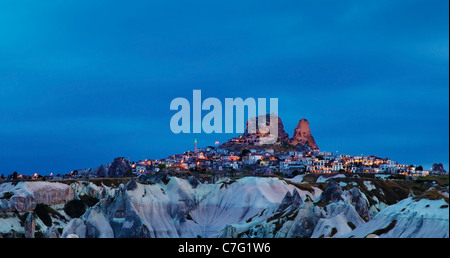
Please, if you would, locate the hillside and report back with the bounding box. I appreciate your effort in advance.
[0,174,448,238]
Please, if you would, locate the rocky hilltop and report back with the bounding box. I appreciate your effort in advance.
[289,119,320,152]
[432,163,447,174]
[222,114,319,152]
[243,114,290,143]
[96,157,132,178]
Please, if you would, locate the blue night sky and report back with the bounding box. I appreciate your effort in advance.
[0,0,448,175]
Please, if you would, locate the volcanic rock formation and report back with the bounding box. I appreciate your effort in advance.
[432,163,447,174]
[289,118,319,152]
[96,157,132,178]
[222,115,320,152]
[243,113,290,142]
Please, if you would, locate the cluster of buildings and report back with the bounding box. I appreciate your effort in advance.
[2,140,445,182]
[129,141,441,177]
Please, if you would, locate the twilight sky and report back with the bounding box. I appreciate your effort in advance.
[0,0,448,175]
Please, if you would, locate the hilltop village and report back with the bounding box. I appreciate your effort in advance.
[1,116,447,181]
[127,117,446,178]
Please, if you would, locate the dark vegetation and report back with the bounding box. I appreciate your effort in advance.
[283,179,315,193]
[63,199,86,218]
[283,173,448,211]
[35,203,65,227]
[266,211,284,223]
[347,222,356,230]
[330,227,338,237]
[0,230,24,238]
[220,179,237,189]
[266,207,300,235]
[246,214,258,223]
[237,229,251,238]
[369,220,397,237]
[337,177,430,206]
[80,195,100,207]
[0,191,13,200]
[413,189,449,203]
[139,180,155,185]
[185,213,194,221]
[285,209,299,221]
[416,175,449,187]
[63,194,100,218]
[35,231,45,238]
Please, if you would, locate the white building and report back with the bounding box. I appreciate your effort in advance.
[247,154,264,165]
[319,151,333,156]
[135,165,146,174]
[379,164,397,173]
[298,157,312,165]
[332,162,344,172]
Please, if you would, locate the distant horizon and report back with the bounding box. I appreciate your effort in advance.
[2,122,447,176]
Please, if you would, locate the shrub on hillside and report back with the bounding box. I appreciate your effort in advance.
[64,200,86,218]
[80,195,99,207]
[35,204,53,227]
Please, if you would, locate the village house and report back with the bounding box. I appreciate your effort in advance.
[332,161,344,172]
[242,153,264,165]
[135,165,146,174]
